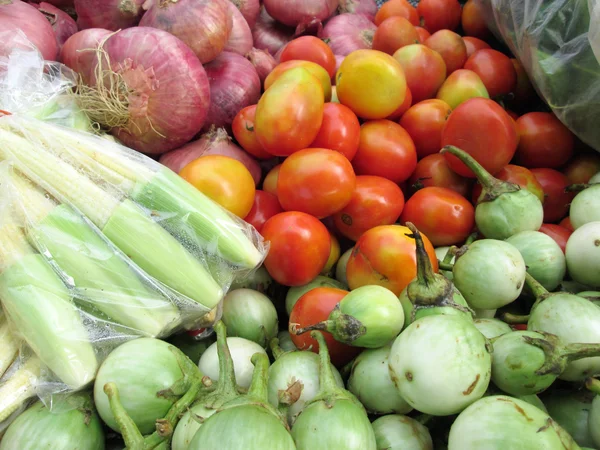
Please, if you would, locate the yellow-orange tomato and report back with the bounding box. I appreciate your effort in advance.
[263,164,281,197]
[255,67,324,157]
[346,224,438,294]
[180,155,256,218]
[335,49,407,120]
[321,232,341,275]
[265,60,332,102]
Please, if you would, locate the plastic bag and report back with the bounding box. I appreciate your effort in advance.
[476,0,600,152]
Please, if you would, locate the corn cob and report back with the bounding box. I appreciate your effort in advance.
[0,355,41,423]
[9,170,181,337]
[0,127,224,311]
[0,311,18,378]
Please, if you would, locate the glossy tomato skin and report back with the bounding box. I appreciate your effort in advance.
[510,59,534,104]
[461,0,490,39]
[255,67,324,156]
[415,26,431,43]
[393,44,447,103]
[563,153,600,184]
[346,224,439,295]
[262,212,331,286]
[280,36,337,78]
[441,97,519,178]
[400,186,475,246]
[417,0,462,33]
[530,168,575,223]
[333,175,405,241]
[400,99,452,159]
[463,49,517,99]
[277,148,356,218]
[514,112,575,169]
[243,190,283,233]
[471,164,545,204]
[424,30,468,74]
[232,105,273,160]
[559,216,574,232]
[386,86,413,121]
[372,16,420,56]
[289,287,360,367]
[264,60,332,102]
[352,120,417,184]
[538,223,572,254]
[462,36,491,57]
[310,103,361,161]
[408,153,473,198]
[375,0,419,26]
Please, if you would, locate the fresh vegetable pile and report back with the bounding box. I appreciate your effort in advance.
[1,0,600,449]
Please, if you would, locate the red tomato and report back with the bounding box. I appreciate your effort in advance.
[417,0,462,32]
[243,190,283,233]
[277,148,356,218]
[333,175,405,241]
[563,153,600,184]
[232,105,273,160]
[386,86,413,121]
[559,216,574,232]
[415,26,431,43]
[400,186,475,246]
[462,36,491,57]
[464,49,517,99]
[255,67,324,156]
[310,103,361,161]
[538,223,572,254]
[408,153,473,198]
[510,59,534,104]
[289,287,360,367]
[372,16,420,55]
[280,36,337,78]
[262,212,331,286]
[506,110,519,121]
[441,97,519,178]
[530,168,575,223]
[400,99,452,159]
[375,0,419,26]
[424,30,467,74]
[352,120,417,184]
[461,0,490,39]
[512,324,528,331]
[262,164,281,197]
[514,112,575,169]
[393,44,447,103]
[471,164,545,204]
[346,224,439,294]
[265,60,332,102]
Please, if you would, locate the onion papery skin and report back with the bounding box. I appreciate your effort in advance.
[0,396,105,450]
[159,127,261,185]
[231,0,260,28]
[74,0,145,31]
[252,7,295,56]
[202,51,261,133]
[0,0,59,61]
[100,27,211,154]
[371,414,433,450]
[246,47,277,84]
[224,0,253,56]
[34,2,77,48]
[263,0,338,28]
[319,13,376,56]
[93,338,189,435]
[347,344,413,415]
[447,395,579,449]
[59,28,112,84]
[338,0,377,22]
[267,350,344,425]
[139,0,232,64]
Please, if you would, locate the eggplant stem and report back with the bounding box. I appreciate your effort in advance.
[500,312,530,324]
[247,353,271,402]
[561,343,600,362]
[405,222,435,287]
[585,378,600,395]
[464,232,479,245]
[524,272,550,309]
[269,337,286,360]
[103,382,145,449]
[310,331,340,397]
[443,246,457,264]
[438,261,454,271]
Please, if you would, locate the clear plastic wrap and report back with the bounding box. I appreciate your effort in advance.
[475,0,600,152]
[0,42,268,404]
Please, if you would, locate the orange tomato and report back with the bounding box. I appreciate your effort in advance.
[310,102,361,161]
[255,67,324,157]
[231,105,273,160]
[180,155,256,218]
[264,60,332,102]
[346,224,439,295]
[280,36,337,78]
[336,49,407,120]
[375,0,419,26]
[372,16,420,56]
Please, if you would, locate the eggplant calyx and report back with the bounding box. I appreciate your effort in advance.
[328,307,367,344]
[521,334,567,376]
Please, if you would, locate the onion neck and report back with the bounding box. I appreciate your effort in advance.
[441,146,519,202]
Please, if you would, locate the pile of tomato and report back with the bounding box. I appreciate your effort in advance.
[177,0,600,364]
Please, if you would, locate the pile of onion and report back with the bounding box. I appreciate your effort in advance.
[252,6,295,56]
[246,48,277,84]
[33,2,77,49]
[0,0,58,61]
[231,0,260,28]
[263,0,338,28]
[60,28,112,84]
[338,0,378,22]
[224,0,254,56]
[319,13,376,56]
[140,0,233,64]
[74,0,145,31]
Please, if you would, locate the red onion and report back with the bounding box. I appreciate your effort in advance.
[74,0,145,31]
[140,0,232,64]
[319,13,375,56]
[76,27,211,155]
[159,127,261,185]
[230,0,259,29]
[60,28,112,84]
[252,6,295,56]
[224,0,253,56]
[29,0,73,6]
[338,0,377,22]
[203,51,261,132]
[263,0,338,28]
[246,48,276,84]
[33,2,77,49]
[0,0,58,61]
